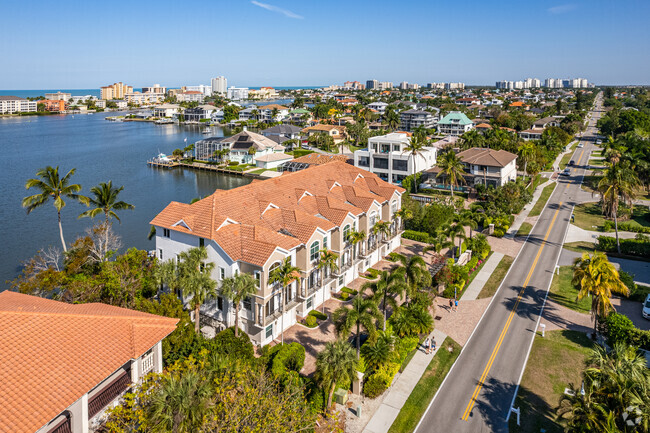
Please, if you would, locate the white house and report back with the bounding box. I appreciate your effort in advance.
[437,111,474,136]
[367,101,388,114]
[219,129,285,164]
[255,153,293,170]
[354,132,437,184]
[0,96,37,113]
[152,103,181,118]
[426,148,517,188]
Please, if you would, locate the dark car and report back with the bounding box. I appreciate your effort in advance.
[569,160,575,166]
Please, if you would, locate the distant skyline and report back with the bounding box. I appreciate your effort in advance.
[2,0,649,89]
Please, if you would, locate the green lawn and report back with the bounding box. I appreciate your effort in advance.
[388,337,461,433]
[572,202,650,232]
[548,266,591,314]
[509,330,595,433]
[580,174,600,194]
[529,183,557,217]
[562,241,596,254]
[289,149,314,158]
[516,222,533,237]
[478,255,514,299]
[588,158,605,167]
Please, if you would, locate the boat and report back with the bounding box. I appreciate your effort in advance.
[202,127,211,134]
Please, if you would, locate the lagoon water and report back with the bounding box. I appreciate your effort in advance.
[0,112,252,287]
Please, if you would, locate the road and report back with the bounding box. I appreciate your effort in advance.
[416,94,603,433]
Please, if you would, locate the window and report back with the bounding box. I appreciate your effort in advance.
[141,349,154,375]
[254,270,261,286]
[310,241,320,262]
[338,276,344,286]
[323,236,328,250]
[391,200,398,214]
[243,296,252,311]
[217,297,223,311]
[370,211,378,227]
[265,324,273,339]
[158,249,163,260]
[306,296,313,310]
[219,267,225,279]
[343,225,350,241]
[199,237,205,247]
[163,228,170,238]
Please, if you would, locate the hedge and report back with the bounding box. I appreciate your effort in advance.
[402,230,433,243]
[268,342,306,377]
[602,312,650,351]
[597,235,650,257]
[308,310,327,321]
[618,222,650,234]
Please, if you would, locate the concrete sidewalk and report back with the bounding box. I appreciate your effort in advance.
[564,224,638,244]
[506,177,555,238]
[362,328,448,433]
[461,252,505,301]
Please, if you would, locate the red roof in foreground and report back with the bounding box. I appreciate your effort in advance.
[0,292,178,433]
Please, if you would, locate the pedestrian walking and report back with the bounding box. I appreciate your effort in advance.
[431,338,436,352]
[449,298,453,310]
[424,337,430,354]
[454,299,459,312]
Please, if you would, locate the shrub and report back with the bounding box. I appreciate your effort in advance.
[493,229,505,238]
[602,312,650,351]
[597,235,650,257]
[342,287,358,295]
[213,327,255,361]
[268,342,306,377]
[618,222,650,233]
[602,220,614,232]
[402,230,432,243]
[305,315,317,327]
[366,269,380,279]
[308,310,327,321]
[228,161,238,166]
[387,252,401,262]
[340,292,350,301]
[364,373,388,398]
[304,378,326,414]
[618,271,637,295]
[397,336,420,363]
[466,257,479,271]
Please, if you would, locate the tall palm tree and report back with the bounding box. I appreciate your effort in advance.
[332,296,382,358]
[445,222,467,260]
[395,254,431,300]
[220,272,258,337]
[148,370,212,433]
[78,181,134,223]
[177,246,217,333]
[385,109,400,131]
[361,330,397,372]
[394,208,413,231]
[518,141,536,179]
[316,249,339,313]
[597,161,640,254]
[348,230,367,260]
[456,211,478,240]
[402,128,428,193]
[460,129,484,149]
[372,220,391,244]
[572,252,629,334]
[269,257,301,344]
[362,269,407,329]
[22,166,89,252]
[436,151,466,199]
[315,339,358,411]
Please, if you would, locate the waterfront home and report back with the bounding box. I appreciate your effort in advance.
[354,132,437,184]
[152,103,180,118]
[437,111,474,136]
[301,124,347,144]
[399,109,437,131]
[109,100,128,110]
[184,105,218,122]
[261,124,302,140]
[258,104,289,122]
[425,147,517,189]
[39,99,68,112]
[151,162,404,346]
[125,91,165,105]
[279,153,349,173]
[0,291,177,433]
[254,153,293,170]
[518,128,544,141]
[0,95,37,114]
[289,108,312,123]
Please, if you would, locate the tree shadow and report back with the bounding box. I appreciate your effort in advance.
[468,376,515,433]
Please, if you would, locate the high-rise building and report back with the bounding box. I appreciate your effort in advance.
[399,81,409,90]
[186,84,212,96]
[211,76,227,95]
[544,78,557,88]
[100,82,133,100]
[45,91,71,101]
[532,78,541,88]
[445,82,465,90]
[141,84,166,94]
[379,81,393,90]
[343,81,364,90]
[366,79,379,90]
[227,87,249,100]
[580,78,589,88]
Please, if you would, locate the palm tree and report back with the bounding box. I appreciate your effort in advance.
[372,220,391,244]
[390,303,434,338]
[360,330,397,372]
[395,254,431,300]
[316,249,339,313]
[332,296,383,358]
[269,257,301,344]
[22,166,89,252]
[518,141,536,179]
[597,161,640,254]
[456,211,478,240]
[444,223,466,261]
[362,270,407,329]
[394,208,412,231]
[177,246,217,333]
[402,128,428,193]
[436,151,466,199]
[385,109,400,131]
[220,272,258,337]
[78,181,134,223]
[423,232,453,255]
[572,252,629,334]
[148,370,212,433]
[315,339,358,411]
[460,130,484,149]
[348,230,367,260]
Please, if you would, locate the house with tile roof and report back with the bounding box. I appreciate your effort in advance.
[279,153,350,173]
[0,291,177,433]
[437,111,474,136]
[425,147,517,188]
[195,129,285,163]
[301,124,347,144]
[150,162,405,346]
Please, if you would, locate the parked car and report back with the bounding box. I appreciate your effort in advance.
[595,139,602,145]
[643,294,650,320]
[578,143,584,148]
[560,168,571,176]
[569,160,575,166]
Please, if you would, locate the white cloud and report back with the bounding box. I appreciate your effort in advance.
[251,1,304,19]
[548,4,577,14]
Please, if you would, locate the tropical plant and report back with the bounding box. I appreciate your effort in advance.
[385,109,400,131]
[394,254,431,300]
[394,208,413,231]
[315,339,358,411]
[22,166,89,252]
[390,303,434,338]
[361,330,398,372]
[402,128,428,192]
[316,249,339,313]
[362,269,407,329]
[269,257,301,344]
[348,230,367,260]
[78,180,134,223]
[518,141,536,179]
[372,220,392,243]
[220,273,259,337]
[572,252,629,334]
[176,246,217,333]
[445,222,467,259]
[332,296,382,358]
[436,151,466,198]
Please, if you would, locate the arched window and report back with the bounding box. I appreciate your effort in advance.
[391,200,398,214]
[369,211,378,227]
[343,224,351,241]
[310,241,320,262]
[269,261,281,288]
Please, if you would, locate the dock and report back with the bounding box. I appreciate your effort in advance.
[147,160,180,168]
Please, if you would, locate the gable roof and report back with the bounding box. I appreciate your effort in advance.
[0,292,178,433]
[438,111,472,126]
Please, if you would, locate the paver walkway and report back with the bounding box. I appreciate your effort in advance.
[461,252,504,301]
[362,328,448,433]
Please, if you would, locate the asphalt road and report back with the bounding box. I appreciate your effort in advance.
[416,94,604,433]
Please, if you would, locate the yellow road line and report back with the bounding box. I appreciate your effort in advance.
[461,203,564,421]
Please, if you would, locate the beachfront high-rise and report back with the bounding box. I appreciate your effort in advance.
[100,82,133,100]
[211,76,227,95]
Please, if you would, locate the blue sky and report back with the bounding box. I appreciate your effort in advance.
[2,0,649,88]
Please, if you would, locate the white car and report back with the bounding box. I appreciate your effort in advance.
[578,143,584,148]
[643,294,650,320]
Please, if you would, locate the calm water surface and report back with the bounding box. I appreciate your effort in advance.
[0,112,251,287]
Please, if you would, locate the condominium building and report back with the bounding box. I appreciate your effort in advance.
[125,92,165,105]
[141,84,166,94]
[367,101,388,114]
[437,111,474,136]
[0,96,37,113]
[399,109,436,131]
[45,91,71,101]
[366,79,379,90]
[354,132,437,184]
[100,82,133,100]
[176,91,205,103]
[151,162,404,346]
[445,82,465,90]
[211,76,227,95]
[227,87,249,100]
[185,84,212,96]
[249,87,279,100]
[343,81,365,90]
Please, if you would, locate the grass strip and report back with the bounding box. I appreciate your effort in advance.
[548,266,591,314]
[516,222,533,237]
[387,337,461,433]
[478,255,514,299]
[529,183,557,217]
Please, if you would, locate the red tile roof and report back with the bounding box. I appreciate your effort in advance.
[0,292,178,433]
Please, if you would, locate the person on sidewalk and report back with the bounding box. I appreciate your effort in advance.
[454,299,459,312]
[431,338,436,352]
[449,298,453,310]
[424,337,430,354]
